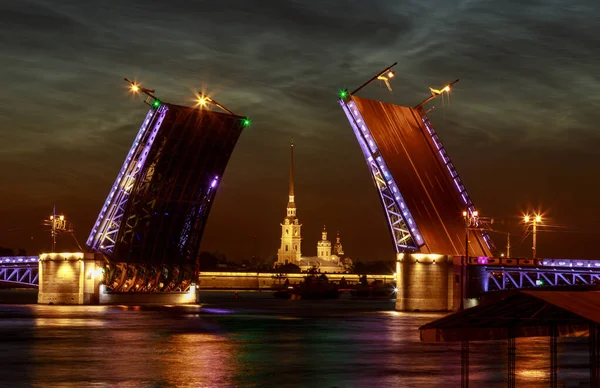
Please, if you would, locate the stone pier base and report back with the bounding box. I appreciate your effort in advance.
[395,253,455,312]
[98,285,197,305]
[37,252,102,305]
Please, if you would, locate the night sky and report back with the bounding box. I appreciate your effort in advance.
[1,0,599,261]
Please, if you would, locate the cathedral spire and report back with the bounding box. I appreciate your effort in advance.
[278,138,302,266]
[286,138,297,218]
[289,137,294,201]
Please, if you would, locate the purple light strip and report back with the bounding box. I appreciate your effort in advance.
[470,257,600,268]
[87,105,168,250]
[423,118,473,208]
[177,176,219,251]
[340,99,423,249]
[0,256,39,264]
[540,258,600,268]
[86,108,156,246]
[420,114,494,251]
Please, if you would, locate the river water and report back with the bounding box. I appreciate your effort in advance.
[0,291,591,387]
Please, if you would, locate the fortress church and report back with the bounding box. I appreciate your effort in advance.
[275,140,352,273]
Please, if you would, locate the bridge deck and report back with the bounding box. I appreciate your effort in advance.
[351,96,490,257]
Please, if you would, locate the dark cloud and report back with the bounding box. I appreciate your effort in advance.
[0,0,599,259]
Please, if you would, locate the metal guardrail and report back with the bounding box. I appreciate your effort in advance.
[0,256,39,287]
[485,267,600,291]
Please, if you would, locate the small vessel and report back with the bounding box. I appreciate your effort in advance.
[273,274,339,300]
[351,279,397,300]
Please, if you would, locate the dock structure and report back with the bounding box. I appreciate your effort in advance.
[420,290,600,387]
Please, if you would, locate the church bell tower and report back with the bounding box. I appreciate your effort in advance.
[317,225,332,258]
[277,138,302,265]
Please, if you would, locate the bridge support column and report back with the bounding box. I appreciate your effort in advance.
[38,252,102,305]
[395,253,452,312]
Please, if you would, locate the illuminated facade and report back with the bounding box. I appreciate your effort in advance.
[298,229,352,273]
[274,141,350,272]
[87,99,246,291]
[317,226,332,259]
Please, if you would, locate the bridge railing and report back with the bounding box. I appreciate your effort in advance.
[466,256,600,292]
[0,256,39,287]
[0,256,39,265]
[486,267,600,292]
[468,256,600,269]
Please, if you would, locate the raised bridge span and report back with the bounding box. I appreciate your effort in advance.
[336,63,595,311]
[2,68,591,309]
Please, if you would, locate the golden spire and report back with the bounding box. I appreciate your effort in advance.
[289,137,294,199]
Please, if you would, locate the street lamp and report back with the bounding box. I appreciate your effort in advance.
[46,207,68,252]
[194,92,251,127]
[123,77,161,108]
[124,78,155,96]
[460,209,479,388]
[43,206,84,252]
[415,79,460,108]
[461,209,479,311]
[348,62,398,96]
[523,214,542,260]
[197,95,209,107]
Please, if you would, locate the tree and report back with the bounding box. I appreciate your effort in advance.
[275,262,301,273]
[0,247,14,256]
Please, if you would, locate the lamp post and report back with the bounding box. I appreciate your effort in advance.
[47,206,68,253]
[461,209,479,311]
[415,79,460,108]
[524,214,542,260]
[461,209,479,388]
[349,62,398,96]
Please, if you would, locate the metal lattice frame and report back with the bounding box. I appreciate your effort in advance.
[340,99,422,252]
[486,267,600,291]
[86,104,168,254]
[0,257,39,287]
[178,177,219,252]
[0,267,38,286]
[369,158,414,248]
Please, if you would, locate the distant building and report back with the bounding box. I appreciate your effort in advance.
[317,226,331,259]
[276,139,302,265]
[298,226,352,273]
[275,140,351,273]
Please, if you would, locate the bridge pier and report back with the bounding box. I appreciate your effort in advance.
[395,253,454,312]
[38,252,102,305]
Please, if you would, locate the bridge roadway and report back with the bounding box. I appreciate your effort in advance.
[3,256,600,292]
[345,96,492,256]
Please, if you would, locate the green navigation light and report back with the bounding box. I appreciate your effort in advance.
[339,89,348,99]
[152,99,161,108]
[241,118,251,127]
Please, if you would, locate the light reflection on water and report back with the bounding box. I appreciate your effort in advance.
[0,292,592,387]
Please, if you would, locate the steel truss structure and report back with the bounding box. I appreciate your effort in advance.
[85,97,246,291]
[0,256,39,287]
[485,267,600,292]
[87,104,168,253]
[339,99,422,252]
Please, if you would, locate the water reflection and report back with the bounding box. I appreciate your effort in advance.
[0,293,592,387]
[146,333,237,388]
